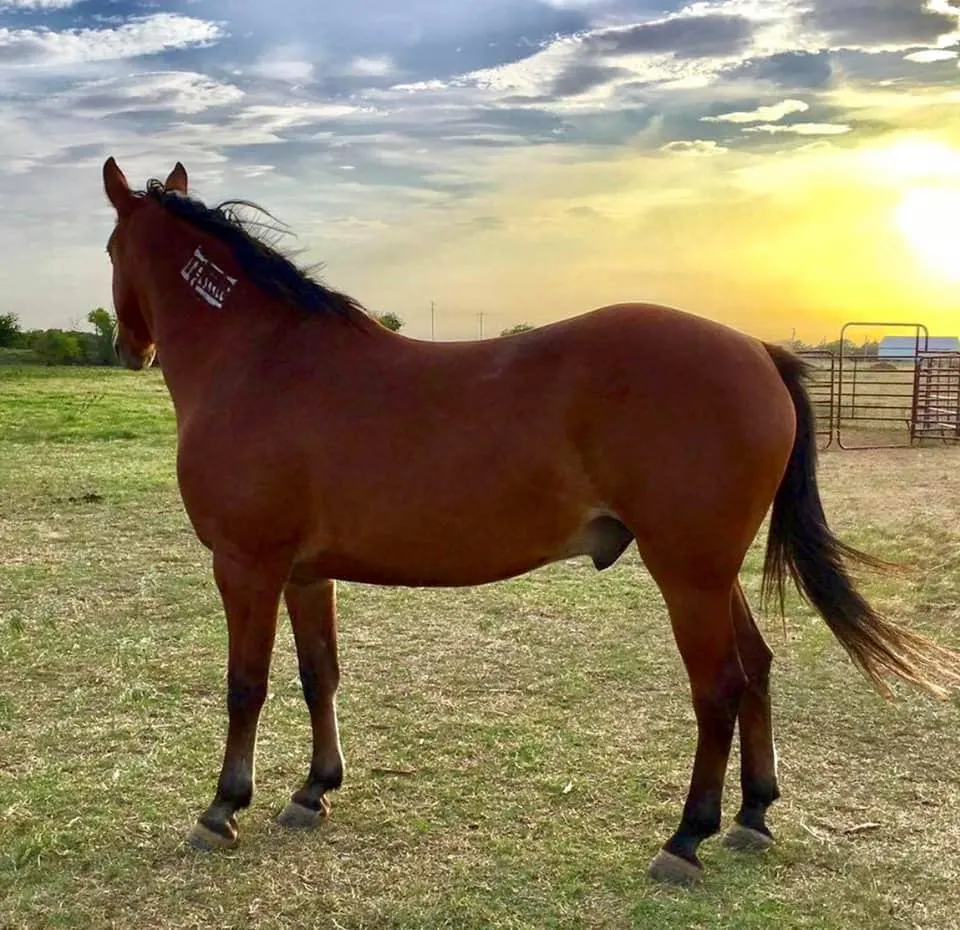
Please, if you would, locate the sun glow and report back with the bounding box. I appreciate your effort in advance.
[863,139,960,182]
[894,186,960,282]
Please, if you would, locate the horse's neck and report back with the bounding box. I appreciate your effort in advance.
[134,221,376,422]
[142,247,258,423]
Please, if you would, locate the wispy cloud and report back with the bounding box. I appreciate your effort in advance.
[583,12,755,58]
[801,0,960,50]
[904,48,958,63]
[0,0,81,8]
[702,98,809,124]
[0,14,223,67]
[63,71,244,116]
[661,139,728,155]
[351,56,393,76]
[743,122,852,135]
[247,45,315,84]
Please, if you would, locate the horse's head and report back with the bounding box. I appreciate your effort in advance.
[102,156,188,370]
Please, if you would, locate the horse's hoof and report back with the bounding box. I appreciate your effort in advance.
[277,800,327,830]
[647,849,703,886]
[722,823,774,852]
[186,821,237,852]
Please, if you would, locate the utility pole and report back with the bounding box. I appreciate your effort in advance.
[431,301,436,341]
[478,312,485,339]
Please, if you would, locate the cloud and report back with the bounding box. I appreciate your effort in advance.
[827,45,960,96]
[351,56,393,76]
[386,0,588,77]
[207,0,590,88]
[904,48,959,62]
[744,122,852,135]
[463,35,583,97]
[802,0,960,49]
[139,100,376,152]
[720,51,835,90]
[237,164,276,179]
[548,61,630,97]
[702,98,809,123]
[236,102,372,132]
[660,139,728,155]
[0,14,224,67]
[62,72,244,116]
[470,9,763,112]
[584,12,755,59]
[249,59,314,83]
[247,47,315,84]
[0,0,79,7]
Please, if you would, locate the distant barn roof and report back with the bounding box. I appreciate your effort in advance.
[878,335,960,357]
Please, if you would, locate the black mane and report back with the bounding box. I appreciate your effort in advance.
[143,180,371,325]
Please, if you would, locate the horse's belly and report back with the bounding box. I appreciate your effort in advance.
[290,509,633,587]
[289,550,555,587]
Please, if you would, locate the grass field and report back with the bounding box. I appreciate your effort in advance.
[2,365,960,930]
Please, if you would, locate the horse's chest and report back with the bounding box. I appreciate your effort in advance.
[175,429,296,541]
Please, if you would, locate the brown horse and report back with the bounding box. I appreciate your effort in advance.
[101,156,960,885]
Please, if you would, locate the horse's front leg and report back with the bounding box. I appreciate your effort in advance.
[188,550,287,850]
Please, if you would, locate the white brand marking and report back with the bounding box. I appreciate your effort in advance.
[180,247,237,309]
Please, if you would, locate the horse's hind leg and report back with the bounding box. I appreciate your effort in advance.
[723,583,780,851]
[188,551,286,850]
[277,577,344,829]
[648,579,747,885]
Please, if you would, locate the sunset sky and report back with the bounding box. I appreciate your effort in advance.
[1,0,959,342]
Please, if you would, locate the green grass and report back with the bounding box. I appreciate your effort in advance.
[2,365,960,929]
[0,365,175,444]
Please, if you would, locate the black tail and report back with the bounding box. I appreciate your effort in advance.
[761,342,960,698]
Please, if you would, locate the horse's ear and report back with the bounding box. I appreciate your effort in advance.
[103,157,135,216]
[164,161,188,194]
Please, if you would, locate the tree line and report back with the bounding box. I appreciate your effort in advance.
[0,309,118,366]
[0,309,410,366]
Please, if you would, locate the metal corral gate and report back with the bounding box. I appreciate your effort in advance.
[804,322,960,450]
[836,322,925,449]
[913,352,960,441]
